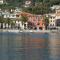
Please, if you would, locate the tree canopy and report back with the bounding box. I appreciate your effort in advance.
[6,0,60,7]
[22,3,52,15]
[20,16,28,25]
[0,0,60,14]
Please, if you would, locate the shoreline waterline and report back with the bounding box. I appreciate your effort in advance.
[0,29,59,33]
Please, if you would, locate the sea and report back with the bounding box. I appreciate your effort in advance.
[0,32,60,60]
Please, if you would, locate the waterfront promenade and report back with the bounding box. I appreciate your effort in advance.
[0,29,59,33]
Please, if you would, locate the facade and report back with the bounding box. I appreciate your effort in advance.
[2,9,21,19]
[48,14,56,29]
[48,5,60,29]
[28,15,45,30]
[3,13,17,19]
[0,9,22,29]
[0,0,3,4]
[55,9,60,26]
[21,12,45,30]
[1,5,60,30]
[51,5,60,10]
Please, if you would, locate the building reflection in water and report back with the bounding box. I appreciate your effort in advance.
[21,33,49,60]
[0,32,60,60]
[48,33,60,60]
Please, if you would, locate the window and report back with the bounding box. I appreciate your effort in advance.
[50,17,52,19]
[50,24,52,26]
[37,23,40,25]
[36,16,38,19]
[53,24,54,26]
[16,15,19,17]
[51,20,52,22]
[12,15,15,17]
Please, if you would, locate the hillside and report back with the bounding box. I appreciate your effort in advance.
[0,0,60,14]
[6,0,60,5]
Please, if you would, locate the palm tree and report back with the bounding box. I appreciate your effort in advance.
[44,17,49,29]
[20,16,28,24]
[6,18,11,29]
[0,16,4,29]
[11,20,15,29]
[20,16,28,29]
[4,18,7,29]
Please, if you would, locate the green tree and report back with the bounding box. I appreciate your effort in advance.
[50,0,60,5]
[6,18,12,28]
[11,20,15,28]
[44,17,49,29]
[22,2,51,15]
[20,16,28,29]
[20,16,28,25]
[0,16,4,29]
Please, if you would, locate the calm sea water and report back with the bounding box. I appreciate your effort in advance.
[0,32,60,60]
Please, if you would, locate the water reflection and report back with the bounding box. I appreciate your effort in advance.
[0,32,60,60]
[49,33,60,60]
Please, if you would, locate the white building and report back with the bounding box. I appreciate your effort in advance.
[3,13,17,19]
[0,9,27,29]
[55,9,60,19]
[0,0,3,4]
[3,8,22,19]
[48,5,60,28]
[14,8,22,13]
[24,1,31,7]
[55,9,60,26]
[48,14,56,28]
[2,10,21,19]
[51,5,60,10]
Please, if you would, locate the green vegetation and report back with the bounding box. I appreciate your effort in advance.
[0,16,4,23]
[0,4,15,10]
[20,16,28,29]
[22,3,51,15]
[44,17,49,29]
[0,16,4,28]
[22,0,60,15]
[0,16,16,29]
[1,0,60,9]
[20,16,28,25]
[5,18,11,28]
[0,0,60,14]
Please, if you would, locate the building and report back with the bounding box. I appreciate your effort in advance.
[28,15,45,30]
[2,8,21,19]
[0,0,3,4]
[0,0,6,4]
[24,0,32,7]
[0,8,46,29]
[3,13,17,19]
[21,12,45,30]
[51,5,60,27]
[0,9,22,29]
[51,5,60,10]
[48,5,60,29]
[55,9,60,26]
[48,14,56,29]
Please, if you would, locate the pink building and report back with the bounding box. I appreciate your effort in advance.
[20,12,45,30]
